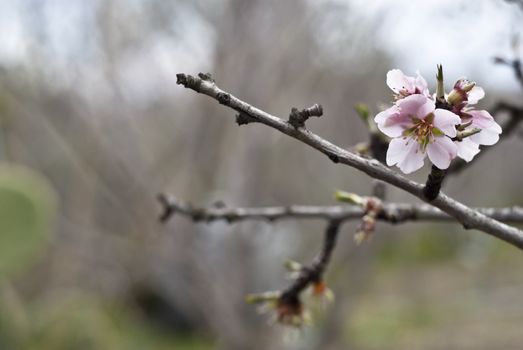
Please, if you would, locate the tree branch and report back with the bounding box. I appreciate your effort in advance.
[245,221,341,326]
[175,73,523,249]
[158,195,523,225]
[280,220,340,304]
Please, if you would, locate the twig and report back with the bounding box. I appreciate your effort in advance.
[288,104,323,128]
[158,194,523,225]
[280,220,340,304]
[423,165,447,201]
[246,221,341,326]
[175,73,523,249]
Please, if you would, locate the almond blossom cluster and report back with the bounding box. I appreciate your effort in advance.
[374,69,502,174]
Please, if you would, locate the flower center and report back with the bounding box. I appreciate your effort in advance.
[403,113,443,150]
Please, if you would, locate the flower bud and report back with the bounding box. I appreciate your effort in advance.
[283,259,302,272]
[447,79,476,106]
[334,191,364,205]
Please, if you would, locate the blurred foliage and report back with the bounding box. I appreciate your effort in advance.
[377,227,468,266]
[0,292,212,350]
[348,300,439,348]
[0,164,56,276]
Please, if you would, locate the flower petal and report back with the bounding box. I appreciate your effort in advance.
[467,86,485,104]
[469,110,502,133]
[414,71,430,96]
[386,137,409,166]
[455,138,480,162]
[427,137,457,169]
[374,105,411,137]
[397,94,435,118]
[433,109,460,137]
[468,110,502,145]
[386,69,412,93]
[470,128,500,146]
[393,138,426,174]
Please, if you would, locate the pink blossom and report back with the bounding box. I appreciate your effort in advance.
[445,78,502,161]
[448,79,485,107]
[455,109,502,161]
[386,69,430,99]
[467,86,485,105]
[375,95,460,174]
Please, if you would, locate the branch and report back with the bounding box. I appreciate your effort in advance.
[246,221,341,326]
[280,220,340,303]
[158,194,523,225]
[288,104,323,128]
[175,73,523,249]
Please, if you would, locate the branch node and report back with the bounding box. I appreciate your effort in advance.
[236,112,256,126]
[158,193,176,223]
[288,104,323,128]
[327,153,339,163]
[197,72,214,82]
[216,92,231,105]
[354,197,382,244]
[176,73,201,90]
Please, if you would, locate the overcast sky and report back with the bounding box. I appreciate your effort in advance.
[1,0,521,98]
[359,0,523,92]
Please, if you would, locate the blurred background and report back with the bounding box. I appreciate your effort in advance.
[1,0,523,349]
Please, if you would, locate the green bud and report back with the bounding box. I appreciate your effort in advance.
[436,64,445,101]
[283,259,302,272]
[354,231,368,245]
[354,103,369,123]
[455,128,481,141]
[335,191,364,205]
[245,291,280,304]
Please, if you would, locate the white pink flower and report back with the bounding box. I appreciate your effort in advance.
[443,78,502,161]
[376,69,503,173]
[455,109,502,161]
[386,69,430,99]
[375,94,460,174]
